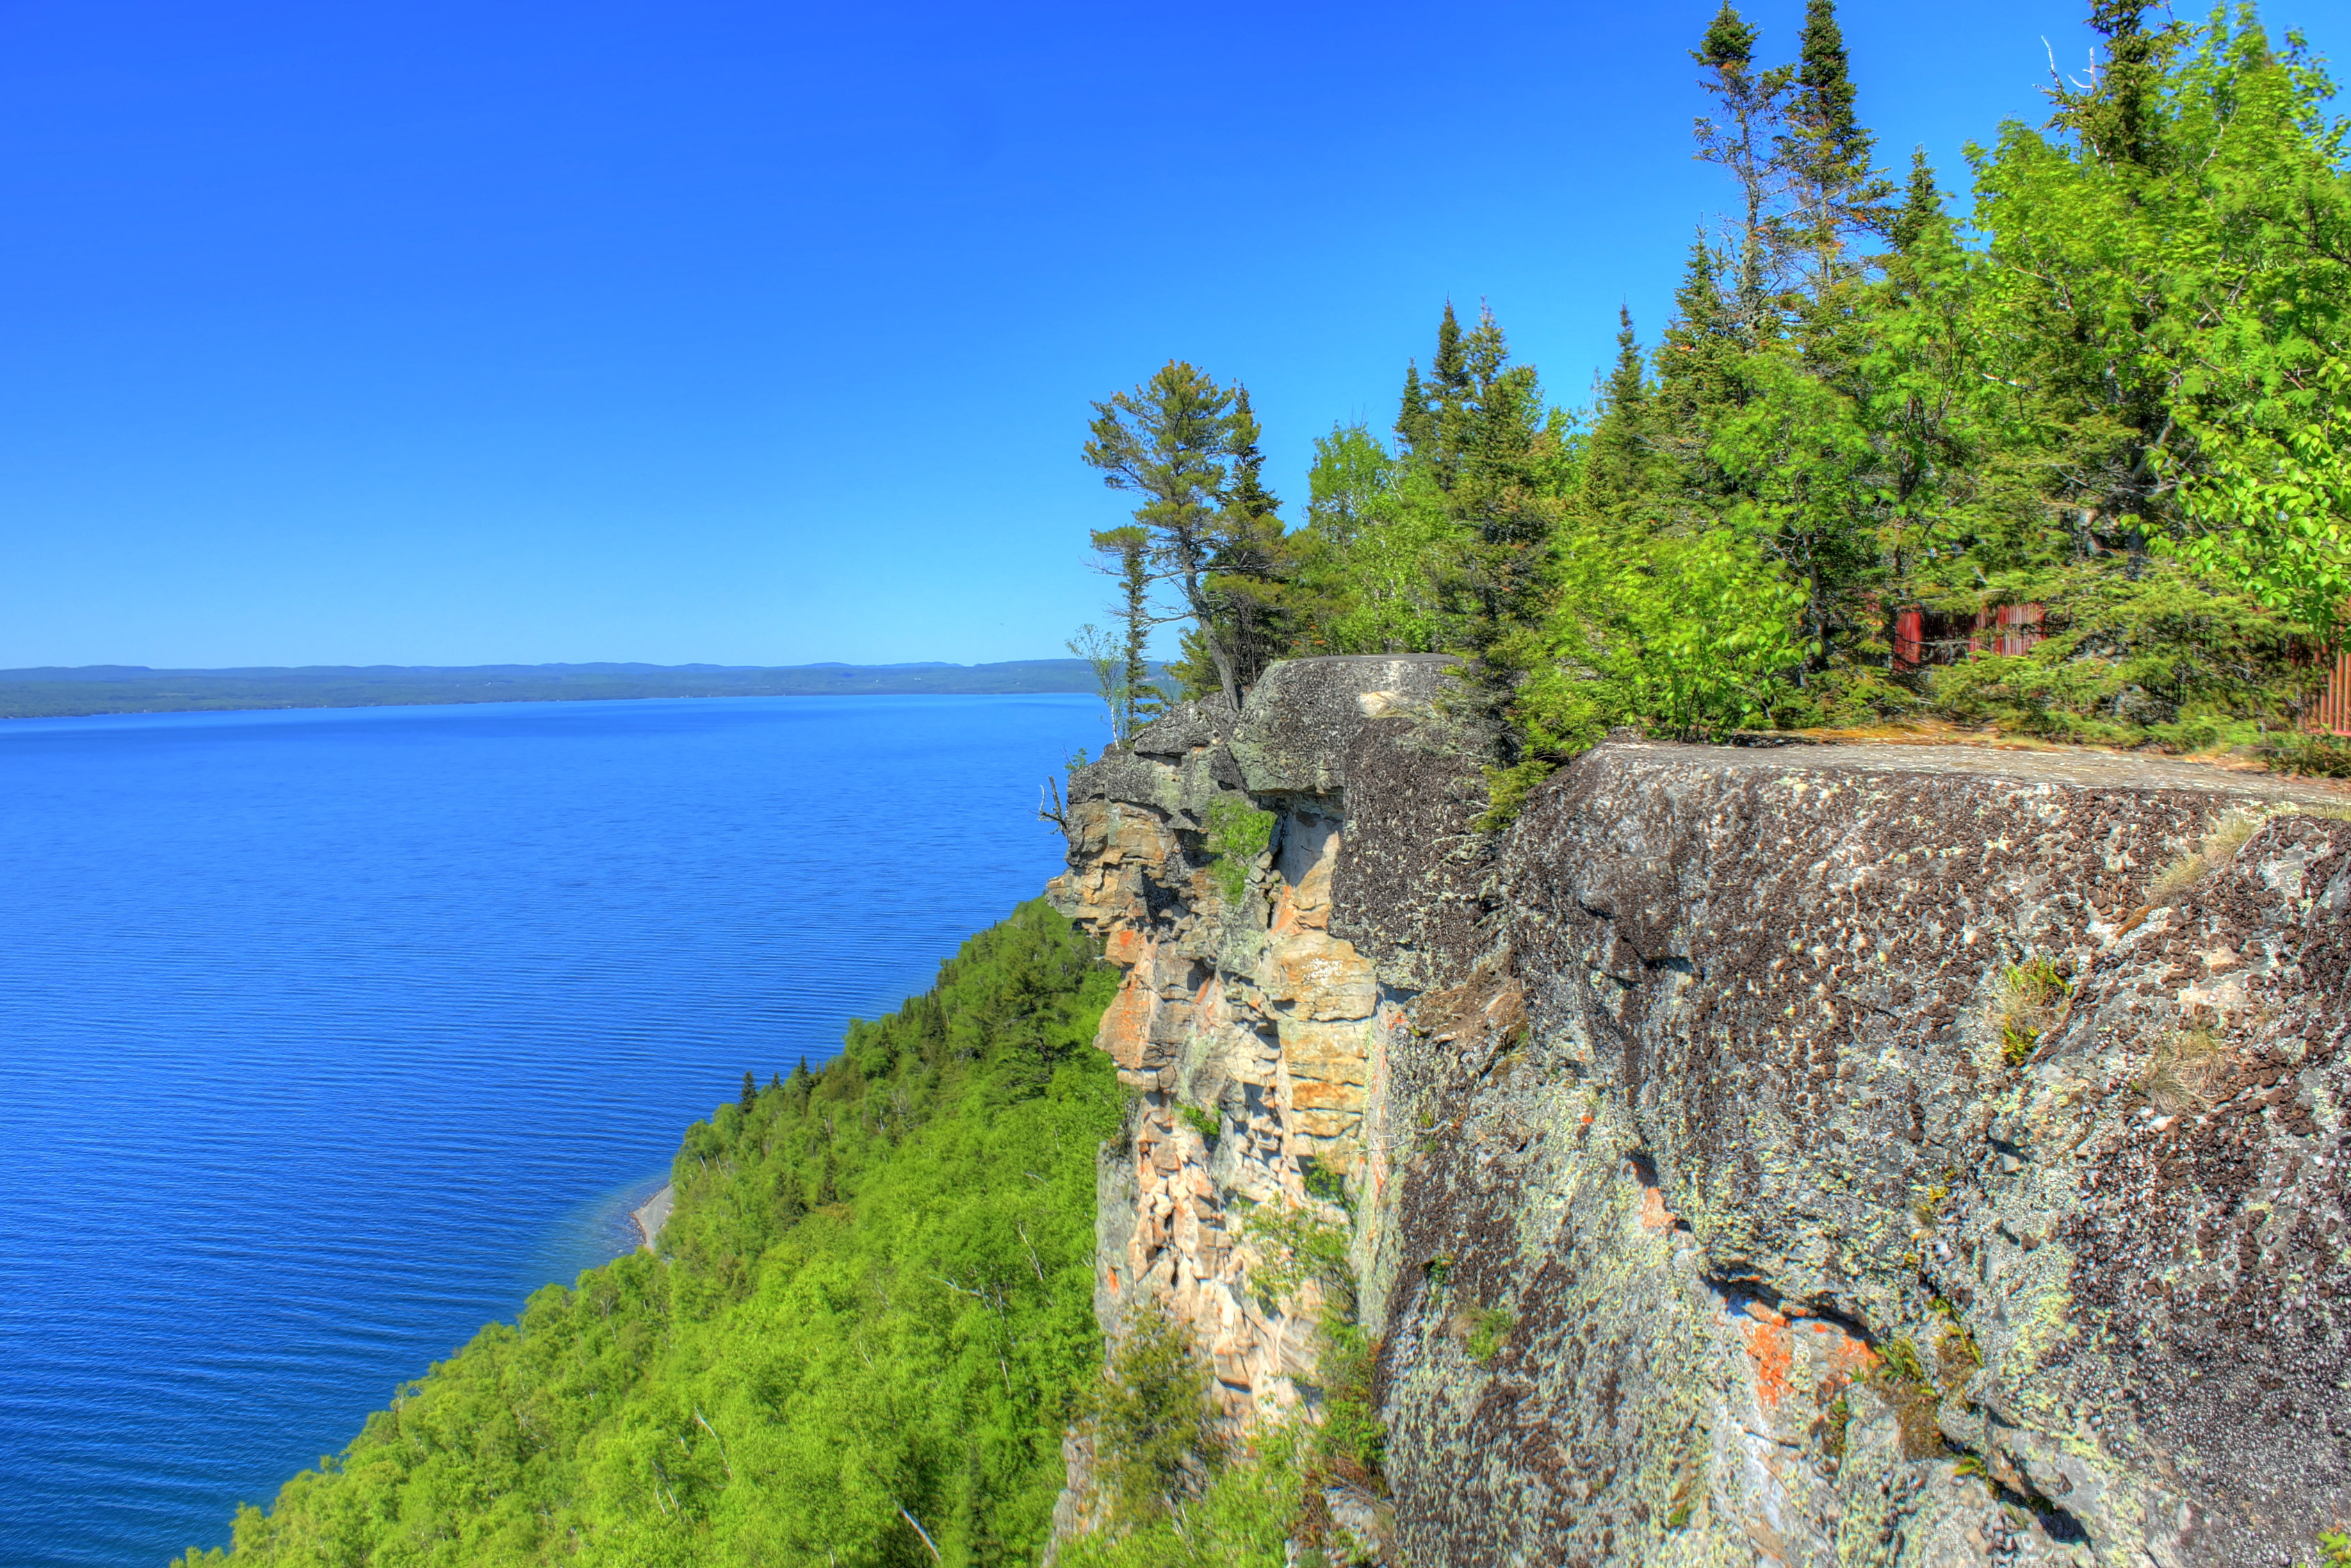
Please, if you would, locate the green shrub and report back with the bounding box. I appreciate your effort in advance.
[1083,1306,1227,1528]
[1455,1306,1516,1364]
[1203,795,1277,904]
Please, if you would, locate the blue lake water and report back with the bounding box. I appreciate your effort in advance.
[0,693,1102,1567]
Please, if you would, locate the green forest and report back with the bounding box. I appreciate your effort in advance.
[1079,0,2351,816]
[176,904,1124,1567]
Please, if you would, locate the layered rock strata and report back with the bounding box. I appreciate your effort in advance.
[1050,655,2351,1567]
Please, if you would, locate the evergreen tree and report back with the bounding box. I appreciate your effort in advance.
[1426,302,1472,490]
[1078,526,1165,740]
[772,1167,806,1227]
[1395,363,1433,457]
[1780,0,1895,322]
[1204,384,1294,692]
[1691,3,1790,336]
[740,1072,757,1116]
[1581,307,1662,525]
[1655,234,1748,498]
[1083,361,1246,708]
[1887,146,1943,256]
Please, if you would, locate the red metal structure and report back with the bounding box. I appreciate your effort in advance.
[1894,601,2351,738]
[1893,604,2047,672]
[2318,648,2351,735]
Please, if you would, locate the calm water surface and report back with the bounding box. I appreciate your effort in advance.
[0,694,1099,1567]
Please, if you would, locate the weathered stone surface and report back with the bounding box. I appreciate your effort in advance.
[1052,661,2351,1566]
[1048,661,1411,1455]
[1374,742,2350,1568]
[1228,654,1461,798]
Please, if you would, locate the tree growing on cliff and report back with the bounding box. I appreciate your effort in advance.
[1072,523,1169,744]
[1084,362,1292,709]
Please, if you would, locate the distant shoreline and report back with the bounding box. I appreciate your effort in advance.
[0,659,1157,721]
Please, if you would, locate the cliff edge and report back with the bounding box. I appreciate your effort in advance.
[1050,655,2351,1567]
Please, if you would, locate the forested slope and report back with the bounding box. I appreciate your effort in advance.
[177,901,1121,1568]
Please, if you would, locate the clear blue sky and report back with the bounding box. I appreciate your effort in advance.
[4,0,2342,669]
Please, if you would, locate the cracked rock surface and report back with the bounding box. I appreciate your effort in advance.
[1049,658,2350,1566]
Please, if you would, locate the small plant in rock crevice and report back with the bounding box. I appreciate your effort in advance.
[1449,1305,1517,1364]
[1910,1177,1953,1229]
[1203,795,1278,904]
[2147,808,2274,906]
[2142,1025,2231,1114]
[1821,1394,1852,1467]
[1178,1103,1222,1147]
[1991,956,2068,1068]
[1868,1337,1949,1460]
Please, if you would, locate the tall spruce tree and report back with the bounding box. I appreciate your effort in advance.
[1781,0,1895,318]
[1204,384,1292,693]
[1583,307,1661,525]
[1396,362,1433,456]
[1085,525,1162,739]
[1082,361,1244,708]
[1691,3,1790,337]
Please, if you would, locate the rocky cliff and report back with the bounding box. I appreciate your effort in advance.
[1048,655,2351,1567]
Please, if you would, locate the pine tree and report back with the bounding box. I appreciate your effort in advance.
[774,1169,806,1227]
[1207,384,1293,692]
[2068,0,2179,171]
[1396,363,1433,457]
[1083,361,1246,708]
[1780,0,1895,316]
[1583,307,1661,525]
[1888,147,1943,256]
[1691,3,1790,336]
[1656,234,1748,491]
[1086,525,1163,738]
[740,1072,757,1116]
[1427,302,1472,491]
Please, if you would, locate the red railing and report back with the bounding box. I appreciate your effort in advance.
[2318,648,2351,736]
[1896,602,2351,738]
[1894,604,2047,672]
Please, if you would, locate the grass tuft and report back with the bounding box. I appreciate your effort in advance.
[2142,1026,2231,1115]
[1989,955,2068,1069]
[1447,1305,1517,1364]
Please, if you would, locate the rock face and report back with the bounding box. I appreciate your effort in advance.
[1050,656,2351,1567]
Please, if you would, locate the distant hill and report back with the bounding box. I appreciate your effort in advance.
[0,660,1162,720]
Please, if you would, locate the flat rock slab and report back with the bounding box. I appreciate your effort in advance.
[631,1184,673,1251]
[1624,738,2351,805]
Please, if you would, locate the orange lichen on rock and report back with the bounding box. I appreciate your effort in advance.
[1744,1315,1794,1410]
[1638,1185,1677,1230]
